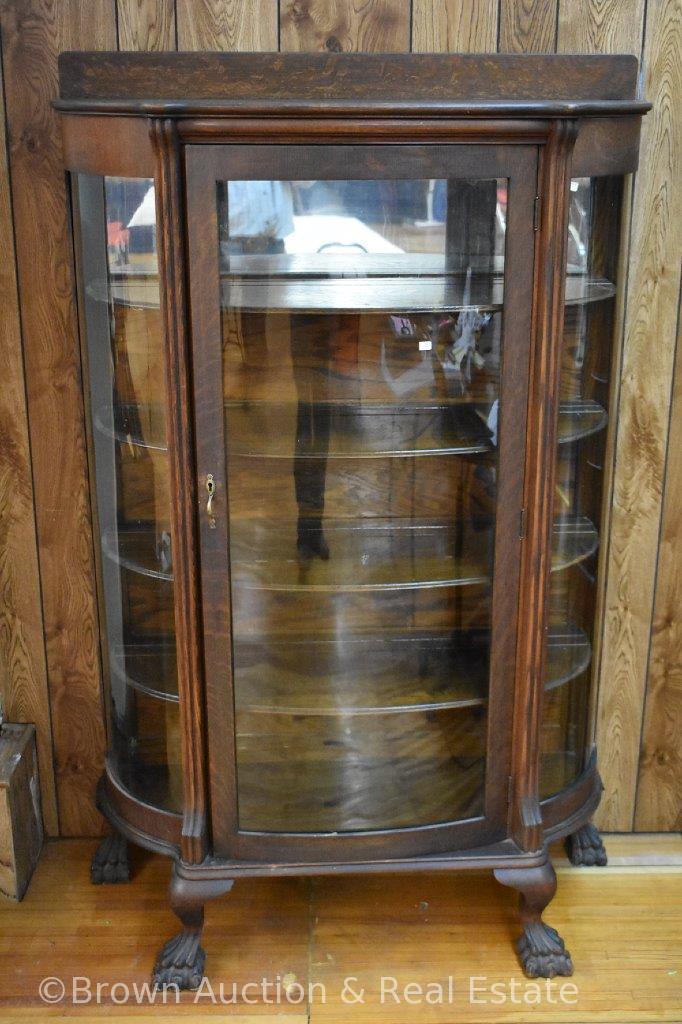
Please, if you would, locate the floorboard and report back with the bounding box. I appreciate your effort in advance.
[0,838,679,1022]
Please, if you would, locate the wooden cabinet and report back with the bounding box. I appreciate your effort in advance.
[58,51,648,986]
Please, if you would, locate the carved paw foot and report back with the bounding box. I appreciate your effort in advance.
[91,833,130,884]
[565,822,607,866]
[153,930,206,990]
[517,922,573,978]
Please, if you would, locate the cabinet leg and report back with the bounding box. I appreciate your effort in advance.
[91,830,130,884]
[565,821,607,866]
[494,860,573,978]
[153,865,234,991]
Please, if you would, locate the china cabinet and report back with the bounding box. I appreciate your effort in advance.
[57,51,648,985]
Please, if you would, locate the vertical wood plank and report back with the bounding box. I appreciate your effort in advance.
[635,314,682,831]
[280,0,410,52]
[0,0,117,836]
[412,0,498,52]
[0,51,58,836]
[556,0,647,828]
[557,0,645,56]
[117,0,175,50]
[176,0,278,50]
[595,0,682,830]
[499,0,558,52]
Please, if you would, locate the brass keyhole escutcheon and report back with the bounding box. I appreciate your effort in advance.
[206,473,216,529]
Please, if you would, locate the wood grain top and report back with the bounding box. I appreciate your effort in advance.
[58,51,640,105]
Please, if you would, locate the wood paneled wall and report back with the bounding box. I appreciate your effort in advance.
[0,0,678,836]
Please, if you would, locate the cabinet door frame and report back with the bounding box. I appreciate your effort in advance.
[185,141,538,863]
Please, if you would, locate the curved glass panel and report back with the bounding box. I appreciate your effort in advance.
[75,174,181,813]
[541,175,624,798]
[218,176,508,832]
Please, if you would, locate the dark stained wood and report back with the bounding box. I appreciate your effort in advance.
[60,113,154,175]
[101,765,181,851]
[151,118,207,864]
[572,116,642,177]
[0,61,57,835]
[116,0,175,50]
[0,724,43,899]
[495,859,573,977]
[57,51,641,103]
[508,120,578,853]
[499,0,558,53]
[280,0,410,53]
[176,116,553,144]
[0,0,115,837]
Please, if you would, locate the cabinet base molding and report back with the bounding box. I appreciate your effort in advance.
[565,821,607,866]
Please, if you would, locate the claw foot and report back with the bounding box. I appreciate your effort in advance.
[566,822,607,866]
[153,930,206,990]
[91,833,130,884]
[517,922,573,978]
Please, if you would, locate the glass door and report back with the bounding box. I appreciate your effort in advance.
[187,144,537,860]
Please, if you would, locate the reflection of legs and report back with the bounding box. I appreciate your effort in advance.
[494,859,573,978]
[566,821,607,866]
[153,864,234,990]
[295,399,331,559]
[291,314,332,560]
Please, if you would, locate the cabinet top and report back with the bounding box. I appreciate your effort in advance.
[56,52,648,118]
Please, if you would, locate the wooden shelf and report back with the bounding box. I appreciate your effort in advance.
[97,397,606,458]
[96,267,616,314]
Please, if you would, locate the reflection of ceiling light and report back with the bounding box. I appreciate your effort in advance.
[284,215,404,255]
[127,186,156,227]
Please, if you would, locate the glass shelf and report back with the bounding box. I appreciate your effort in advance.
[102,514,598,590]
[94,266,616,315]
[541,174,624,800]
[102,528,174,581]
[111,640,178,702]
[102,621,590,712]
[227,402,494,458]
[99,397,607,458]
[230,515,598,592]
[235,704,486,832]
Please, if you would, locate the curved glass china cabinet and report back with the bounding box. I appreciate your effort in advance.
[58,52,648,986]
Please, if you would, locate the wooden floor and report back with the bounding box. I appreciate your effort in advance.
[0,837,680,1023]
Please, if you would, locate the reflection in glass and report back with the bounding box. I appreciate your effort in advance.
[541,176,623,798]
[219,177,507,832]
[76,175,181,812]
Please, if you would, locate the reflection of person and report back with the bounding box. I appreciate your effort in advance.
[222,181,295,256]
[221,181,332,561]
